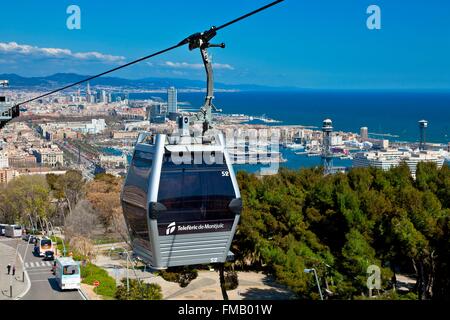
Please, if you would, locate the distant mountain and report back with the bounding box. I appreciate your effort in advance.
[0,73,296,91]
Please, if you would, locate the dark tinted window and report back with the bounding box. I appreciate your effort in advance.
[157,158,237,224]
[122,150,152,247]
[63,265,79,275]
[122,201,151,249]
[124,150,153,194]
[131,150,153,168]
[41,239,51,246]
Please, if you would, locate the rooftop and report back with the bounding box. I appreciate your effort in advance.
[57,257,79,266]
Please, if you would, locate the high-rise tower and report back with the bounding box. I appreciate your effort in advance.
[167,87,178,114]
[86,82,92,103]
[322,119,334,175]
[360,127,368,141]
[101,90,107,104]
[419,120,428,151]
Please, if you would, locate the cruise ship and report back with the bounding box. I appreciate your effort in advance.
[353,149,445,177]
[284,143,305,151]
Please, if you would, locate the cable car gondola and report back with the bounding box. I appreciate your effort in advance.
[121,122,242,269]
[121,26,245,269]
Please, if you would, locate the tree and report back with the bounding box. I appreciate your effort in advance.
[0,175,53,226]
[159,267,198,288]
[415,162,439,193]
[64,200,98,240]
[68,235,96,260]
[85,174,128,243]
[234,164,450,300]
[115,279,163,300]
[341,229,391,295]
[46,173,68,226]
[54,170,86,215]
[223,270,239,291]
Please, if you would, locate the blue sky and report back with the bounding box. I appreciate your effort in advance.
[0,0,449,90]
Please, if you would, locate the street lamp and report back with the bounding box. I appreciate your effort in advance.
[46,218,66,256]
[109,246,130,293]
[304,268,324,300]
[27,215,36,234]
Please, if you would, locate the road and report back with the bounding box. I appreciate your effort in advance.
[56,141,96,167]
[55,141,95,180]
[1,237,84,300]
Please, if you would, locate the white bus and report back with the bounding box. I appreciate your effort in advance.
[55,257,81,290]
[5,225,23,238]
[34,237,54,257]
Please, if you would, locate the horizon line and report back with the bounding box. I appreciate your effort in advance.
[1,72,450,93]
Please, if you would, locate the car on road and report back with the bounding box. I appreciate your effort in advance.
[29,235,37,244]
[44,251,55,261]
[22,233,31,241]
[34,237,54,257]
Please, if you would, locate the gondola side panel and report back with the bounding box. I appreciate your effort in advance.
[146,134,166,268]
[121,143,155,262]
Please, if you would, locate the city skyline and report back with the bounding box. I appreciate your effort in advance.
[0,0,449,90]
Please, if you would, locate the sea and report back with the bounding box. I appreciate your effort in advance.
[116,90,450,173]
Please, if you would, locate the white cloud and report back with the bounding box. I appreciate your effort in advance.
[0,42,125,63]
[163,61,234,70]
[171,70,187,76]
